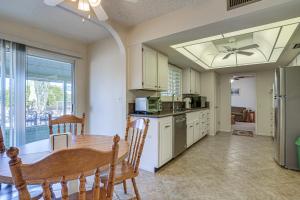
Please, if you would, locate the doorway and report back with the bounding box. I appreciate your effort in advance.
[230,75,256,135]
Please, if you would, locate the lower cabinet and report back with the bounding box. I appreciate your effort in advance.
[133,116,173,172]
[194,119,201,141]
[133,110,210,172]
[159,119,173,167]
[186,109,210,147]
[187,122,194,148]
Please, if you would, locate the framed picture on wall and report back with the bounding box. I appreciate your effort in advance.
[231,88,240,96]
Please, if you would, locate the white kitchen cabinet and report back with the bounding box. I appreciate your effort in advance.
[187,109,210,145]
[143,46,158,90]
[133,116,173,172]
[194,119,201,141]
[159,120,173,166]
[157,53,169,91]
[128,44,169,91]
[187,122,194,147]
[200,110,210,136]
[183,68,201,94]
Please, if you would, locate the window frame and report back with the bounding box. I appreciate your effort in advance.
[26,47,76,114]
[161,64,183,102]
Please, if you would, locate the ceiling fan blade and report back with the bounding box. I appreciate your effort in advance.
[237,51,254,56]
[43,0,64,6]
[238,44,259,51]
[91,4,108,21]
[223,53,234,59]
[223,46,232,51]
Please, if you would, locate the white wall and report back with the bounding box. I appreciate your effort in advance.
[231,77,256,111]
[0,17,88,117]
[88,37,126,137]
[218,74,232,132]
[256,70,274,136]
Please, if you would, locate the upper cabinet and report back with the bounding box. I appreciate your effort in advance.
[183,68,201,94]
[143,47,158,89]
[128,44,168,91]
[157,52,169,91]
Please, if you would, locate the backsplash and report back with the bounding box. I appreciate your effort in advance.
[128,101,185,114]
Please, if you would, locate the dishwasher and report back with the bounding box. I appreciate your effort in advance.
[173,114,187,158]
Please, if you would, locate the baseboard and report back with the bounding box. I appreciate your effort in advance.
[255,132,272,137]
[218,129,232,133]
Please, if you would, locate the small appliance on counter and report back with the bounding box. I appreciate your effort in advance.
[135,97,162,114]
[183,97,192,109]
[183,95,207,109]
[199,96,207,108]
[190,96,201,108]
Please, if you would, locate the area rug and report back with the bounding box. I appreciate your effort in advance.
[232,130,254,137]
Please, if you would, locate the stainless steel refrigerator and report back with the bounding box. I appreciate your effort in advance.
[274,66,300,170]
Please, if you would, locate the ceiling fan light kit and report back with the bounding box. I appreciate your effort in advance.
[78,0,90,11]
[44,0,137,21]
[44,0,109,21]
[88,0,101,7]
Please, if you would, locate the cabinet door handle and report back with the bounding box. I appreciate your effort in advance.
[165,125,171,128]
[189,125,193,128]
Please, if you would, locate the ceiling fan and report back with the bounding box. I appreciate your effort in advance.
[44,0,138,21]
[222,44,259,59]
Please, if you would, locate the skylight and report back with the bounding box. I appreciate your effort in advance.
[172,17,300,70]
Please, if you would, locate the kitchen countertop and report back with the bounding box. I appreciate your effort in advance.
[129,107,210,118]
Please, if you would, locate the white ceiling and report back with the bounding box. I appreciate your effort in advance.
[101,0,206,27]
[0,0,110,43]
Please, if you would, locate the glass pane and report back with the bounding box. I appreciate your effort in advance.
[25,55,73,144]
[0,41,16,147]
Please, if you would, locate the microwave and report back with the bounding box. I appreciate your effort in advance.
[135,97,162,113]
[190,96,207,108]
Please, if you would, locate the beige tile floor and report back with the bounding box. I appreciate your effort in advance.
[1,132,300,200]
[114,132,300,200]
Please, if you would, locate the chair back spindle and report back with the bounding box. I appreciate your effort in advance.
[124,117,150,173]
[7,135,120,200]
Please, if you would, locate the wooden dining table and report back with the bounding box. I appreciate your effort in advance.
[0,135,128,184]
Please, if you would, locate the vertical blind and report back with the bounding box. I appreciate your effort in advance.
[0,40,26,146]
[161,65,182,97]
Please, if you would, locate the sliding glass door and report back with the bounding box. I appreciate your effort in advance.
[25,53,74,144]
[0,41,16,147]
[0,40,75,146]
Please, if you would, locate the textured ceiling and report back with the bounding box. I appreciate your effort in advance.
[101,0,207,27]
[0,0,110,43]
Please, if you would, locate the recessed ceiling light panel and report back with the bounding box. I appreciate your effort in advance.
[172,17,300,70]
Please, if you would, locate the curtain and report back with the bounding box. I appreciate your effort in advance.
[0,40,26,146]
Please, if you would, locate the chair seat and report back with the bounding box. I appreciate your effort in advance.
[101,162,138,184]
[68,188,108,200]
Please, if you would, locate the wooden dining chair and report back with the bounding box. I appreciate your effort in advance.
[101,117,150,200]
[7,135,120,200]
[49,113,85,135]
